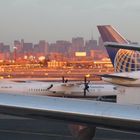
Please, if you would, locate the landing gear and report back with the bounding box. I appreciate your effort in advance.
[69,124,96,140]
[84,76,90,97]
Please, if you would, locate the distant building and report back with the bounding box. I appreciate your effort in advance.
[38,40,48,55]
[34,44,39,54]
[0,43,11,60]
[93,50,108,60]
[23,43,33,54]
[33,40,48,59]
[48,43,56,53]
[56,40,71,55]
[48,60,67,68]
[48,40,71,57]
[0,43,4,53]
[72,37,84,53]
[14,40,22,53]
[3,45,10,53]
[85,39,98,55]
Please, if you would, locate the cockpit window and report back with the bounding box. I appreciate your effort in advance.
[47,84,53,90]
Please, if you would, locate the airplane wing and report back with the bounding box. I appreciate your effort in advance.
[100,74,138,81]
[104,42,140,51]
[0,93,140,134]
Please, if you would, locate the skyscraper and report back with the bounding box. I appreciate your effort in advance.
[85,39,98,55]
[72,37,84,52]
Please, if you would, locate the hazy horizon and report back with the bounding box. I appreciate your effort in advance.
[0,0,140,44]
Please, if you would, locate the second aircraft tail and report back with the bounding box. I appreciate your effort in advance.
[97,25,129,66]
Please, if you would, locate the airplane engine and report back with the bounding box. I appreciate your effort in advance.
[68,124,96,140]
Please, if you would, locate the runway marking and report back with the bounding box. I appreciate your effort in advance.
[0,129,72,138]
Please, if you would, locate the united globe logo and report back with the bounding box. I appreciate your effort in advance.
[114,49,140,72]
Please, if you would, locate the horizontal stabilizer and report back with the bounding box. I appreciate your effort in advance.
[104,42,140,51]
[100,74,138,81]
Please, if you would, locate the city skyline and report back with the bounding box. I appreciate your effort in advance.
[0,36,107,62]
[0,36,98,46]
[0,0,140,44]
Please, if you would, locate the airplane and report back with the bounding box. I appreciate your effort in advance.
[97,25,140,105]
[98,41,140,105]
[0,78,117,98]
[97,25,140,72]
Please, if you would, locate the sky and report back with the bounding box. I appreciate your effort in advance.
[0,0,140,44]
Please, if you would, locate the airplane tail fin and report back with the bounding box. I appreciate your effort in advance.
[97,25,129,66]
[97,25,128,43]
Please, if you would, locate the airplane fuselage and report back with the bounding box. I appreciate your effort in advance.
[0,81,52,96]
[0,81,117,98]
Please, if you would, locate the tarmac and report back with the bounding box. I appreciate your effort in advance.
[0,114,139,140]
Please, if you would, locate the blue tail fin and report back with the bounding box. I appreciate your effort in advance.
[97,25,129,66]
